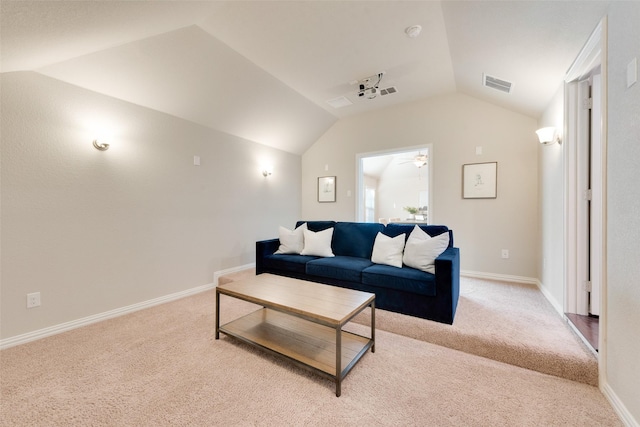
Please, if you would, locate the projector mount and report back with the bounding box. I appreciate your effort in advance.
[357,72,385,99]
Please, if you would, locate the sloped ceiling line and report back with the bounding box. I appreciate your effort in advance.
[1,1,611,154]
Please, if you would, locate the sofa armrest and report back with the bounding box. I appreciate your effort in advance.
[256,238,280,274]
[434,247,461,324]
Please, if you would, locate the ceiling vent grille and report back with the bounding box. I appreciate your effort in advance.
[483,74,513,94]
[380,86,397,96]
[326,96,353,109]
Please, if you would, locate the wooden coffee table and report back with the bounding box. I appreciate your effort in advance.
[215,273,375,397]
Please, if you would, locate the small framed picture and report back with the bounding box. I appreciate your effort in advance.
[462,162,497,199]
[318,176,336,203]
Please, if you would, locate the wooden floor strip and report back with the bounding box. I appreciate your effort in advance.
[565,312,599,352]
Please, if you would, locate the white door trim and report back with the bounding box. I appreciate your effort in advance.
[576,78,591,316]
[564,80,579,314]
[564,16,608,387]
[590,72,603,317]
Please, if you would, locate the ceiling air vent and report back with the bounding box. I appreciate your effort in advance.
[483,74,513,94]
[380,86,397,96]
[326,96,353,109]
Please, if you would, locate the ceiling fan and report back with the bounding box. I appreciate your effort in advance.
[398,152,428,168]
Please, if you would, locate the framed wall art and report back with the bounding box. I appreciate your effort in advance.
[462,162,497,199]
[318,176,336,202]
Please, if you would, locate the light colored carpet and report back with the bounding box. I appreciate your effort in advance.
[353,276,598,385]
[221,271,598,385]
[1,285,619,426]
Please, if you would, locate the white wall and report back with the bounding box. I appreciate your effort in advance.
[0,72,301,340]
[302,93,539,279]
[537,85,565,309]
[605,2,640,423]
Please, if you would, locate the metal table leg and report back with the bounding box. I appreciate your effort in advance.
[336,326,342,397]
[371,300,375,353]
[215,289,220,340]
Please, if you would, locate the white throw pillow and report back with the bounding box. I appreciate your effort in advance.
[300,228,335,257]
[371,232,405,268]
[408,224,431,241]
[275,223,307,254]
[402,229,450,274]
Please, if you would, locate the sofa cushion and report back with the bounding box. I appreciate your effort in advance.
[362,264,437,296]
[306,256,374,283]
[332,222,385,258]
[263,253,320,275]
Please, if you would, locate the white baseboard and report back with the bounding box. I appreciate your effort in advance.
[213,263,255,286]
[0,282,215,350]
[601,382,639,427]
[534,279,564,316]
[531,281,597,362]
[2,263,258,350]
[461,270,538,286]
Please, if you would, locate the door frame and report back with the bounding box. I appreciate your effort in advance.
[564,17,607,379]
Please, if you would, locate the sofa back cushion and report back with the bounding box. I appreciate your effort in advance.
[383,224,453,248]
[295,221,336,232]
[332,222,385,258]
[384,224,453,248]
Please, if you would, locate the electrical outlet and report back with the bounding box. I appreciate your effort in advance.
[501,249,509,259]
[27,292,41,308]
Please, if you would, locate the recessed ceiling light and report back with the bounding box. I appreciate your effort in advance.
[405,25,422,38]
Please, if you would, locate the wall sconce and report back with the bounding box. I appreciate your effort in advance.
[92,139,109,151]
[262,166,273,177]
[535,127,562,145]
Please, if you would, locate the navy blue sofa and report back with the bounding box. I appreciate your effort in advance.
[256,221,460,324]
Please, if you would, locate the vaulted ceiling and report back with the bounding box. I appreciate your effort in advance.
[0,1,611,154]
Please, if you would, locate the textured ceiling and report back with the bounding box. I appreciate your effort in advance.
[0,1,612,154]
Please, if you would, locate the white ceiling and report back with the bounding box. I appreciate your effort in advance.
[0,1,611,155]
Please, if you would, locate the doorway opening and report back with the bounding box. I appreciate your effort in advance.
[356,145,432,224]
[563,19,606,356]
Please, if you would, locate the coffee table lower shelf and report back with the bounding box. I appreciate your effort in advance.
[218,308,373,395]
